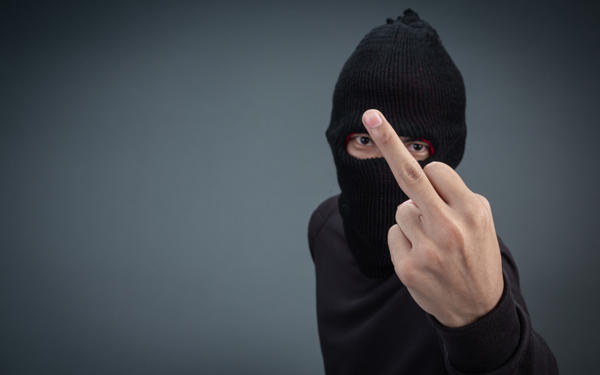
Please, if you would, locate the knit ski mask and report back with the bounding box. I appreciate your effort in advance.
[326,9,467,278]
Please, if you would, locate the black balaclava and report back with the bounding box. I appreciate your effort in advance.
[326,9,467,278]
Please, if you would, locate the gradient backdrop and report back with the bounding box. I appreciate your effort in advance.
[2,1,599,374]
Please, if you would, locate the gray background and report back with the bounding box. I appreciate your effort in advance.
[1,0,599,374]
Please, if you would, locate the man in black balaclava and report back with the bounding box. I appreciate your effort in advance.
[308,9,558,374]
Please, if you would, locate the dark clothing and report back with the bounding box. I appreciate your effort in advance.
[308,194,558,375]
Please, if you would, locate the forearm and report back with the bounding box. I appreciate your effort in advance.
[431,238,559,374]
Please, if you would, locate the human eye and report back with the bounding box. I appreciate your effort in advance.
[348,133,373,147]
[406,141,429,153]
[356,135,372,146]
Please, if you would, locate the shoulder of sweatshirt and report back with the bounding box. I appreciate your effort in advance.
[307,194,340,261]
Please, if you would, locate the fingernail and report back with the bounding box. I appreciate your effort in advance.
[363,110,382,129]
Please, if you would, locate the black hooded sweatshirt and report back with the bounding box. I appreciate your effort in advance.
[308,194,559,375]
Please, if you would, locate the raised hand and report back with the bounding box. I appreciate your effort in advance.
[361,109,504,328]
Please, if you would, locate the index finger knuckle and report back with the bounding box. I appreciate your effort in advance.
[423,161,448,175]
[463,193,491,227]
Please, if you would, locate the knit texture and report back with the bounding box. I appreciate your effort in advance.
[326,9,467,278]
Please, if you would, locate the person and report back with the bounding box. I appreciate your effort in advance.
[307,9,559,375]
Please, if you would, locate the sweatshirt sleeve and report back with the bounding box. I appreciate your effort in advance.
[428,235,559,375]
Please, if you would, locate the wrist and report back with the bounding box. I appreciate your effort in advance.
[428,274,521,373]
[438,274,505,328]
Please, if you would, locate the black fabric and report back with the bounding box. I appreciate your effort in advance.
[308,195,559,375]
[325,9,467,278]
[336,156,427,278]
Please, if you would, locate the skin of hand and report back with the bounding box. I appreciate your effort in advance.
[361,109,504,328]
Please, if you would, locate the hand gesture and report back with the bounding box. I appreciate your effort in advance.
[361,109,504,328]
